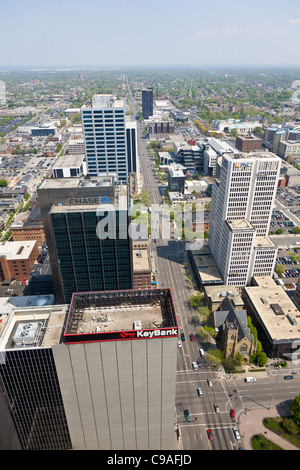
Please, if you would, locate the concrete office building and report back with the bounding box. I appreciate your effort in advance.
[168,165,186,193]
[209,152,281,287]
[31,126,56,137]
[67,138,85,155]
[0,288,178,450]
[142,87,153,119]
[81,94,128,183]
[37,176,133,303]
[277,140,300,159]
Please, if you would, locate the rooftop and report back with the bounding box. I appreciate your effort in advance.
[53,155,84,169]
[0,240,37,260]
[64,289,178,344]
[0,303,68,351]
[226,219,255,231]
[90,94,124,109]
[243,276,300,342]
[39,175,115,190]
[132,249,151,273]
[254,236,276,248]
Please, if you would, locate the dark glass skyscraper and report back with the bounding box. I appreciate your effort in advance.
[142,87,153,119]
[38,177,133,303]
[50,208,132,303]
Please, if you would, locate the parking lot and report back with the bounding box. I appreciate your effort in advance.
[276,250,300,289]
[270,209,297,233]
[277,186,300,208]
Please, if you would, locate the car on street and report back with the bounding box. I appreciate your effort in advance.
[230,409,235,419]
[181,333,185,342]
[233,427,240,440]
[177,341,181,348]
[197,387,203,397]
[214,404,220,413]
[190,333,195,341]
[192,362,198,370]
[284,375,294,380]
[207,429,213,440]
[207,379,212,387]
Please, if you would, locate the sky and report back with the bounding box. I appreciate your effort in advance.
[1,0,300,67]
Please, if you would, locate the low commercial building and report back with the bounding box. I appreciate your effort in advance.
[132,241,152,289]
[52,155,85,178]
[0,240,39,282]
[243,276,300,359]
[31,126,56,137]
[67,139,85,155]
[188,244,223,287]
[167,165,186,193]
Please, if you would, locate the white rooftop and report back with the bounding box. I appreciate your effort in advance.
[0,241,37,260]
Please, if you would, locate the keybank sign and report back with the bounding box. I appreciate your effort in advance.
[69,196,110,205]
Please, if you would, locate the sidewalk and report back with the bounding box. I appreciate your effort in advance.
[238,405,299,450]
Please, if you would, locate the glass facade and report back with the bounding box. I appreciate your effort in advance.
[51,210,132,303]
[0,348,72,450]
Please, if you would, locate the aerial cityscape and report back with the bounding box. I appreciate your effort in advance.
[1,0,300,455]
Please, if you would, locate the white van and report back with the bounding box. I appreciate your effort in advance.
[199,348,205,358]
[245,377,256,382]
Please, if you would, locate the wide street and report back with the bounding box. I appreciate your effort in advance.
[126,78,300,450]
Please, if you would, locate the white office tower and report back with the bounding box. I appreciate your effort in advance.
[81,94,127,183]
[0,81,6,105]
[209,152,281,287]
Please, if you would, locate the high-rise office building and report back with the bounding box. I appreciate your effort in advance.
[0,288,178,450]
[142,87,153,119]
[125,119,138,174]
[209,152,281,287]
[38,176,133,303]
[81,94,128,183]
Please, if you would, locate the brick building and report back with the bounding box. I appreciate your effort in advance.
[235,135,262,153]
[0,240,39,282]
[132,241,152,289]
[10,206,45,246]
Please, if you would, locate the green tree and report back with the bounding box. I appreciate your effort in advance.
[290,395,300,426]
[0,179,7,187]
[282,418,299,435]
[189,292,203,309]
[275,264,286,276]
